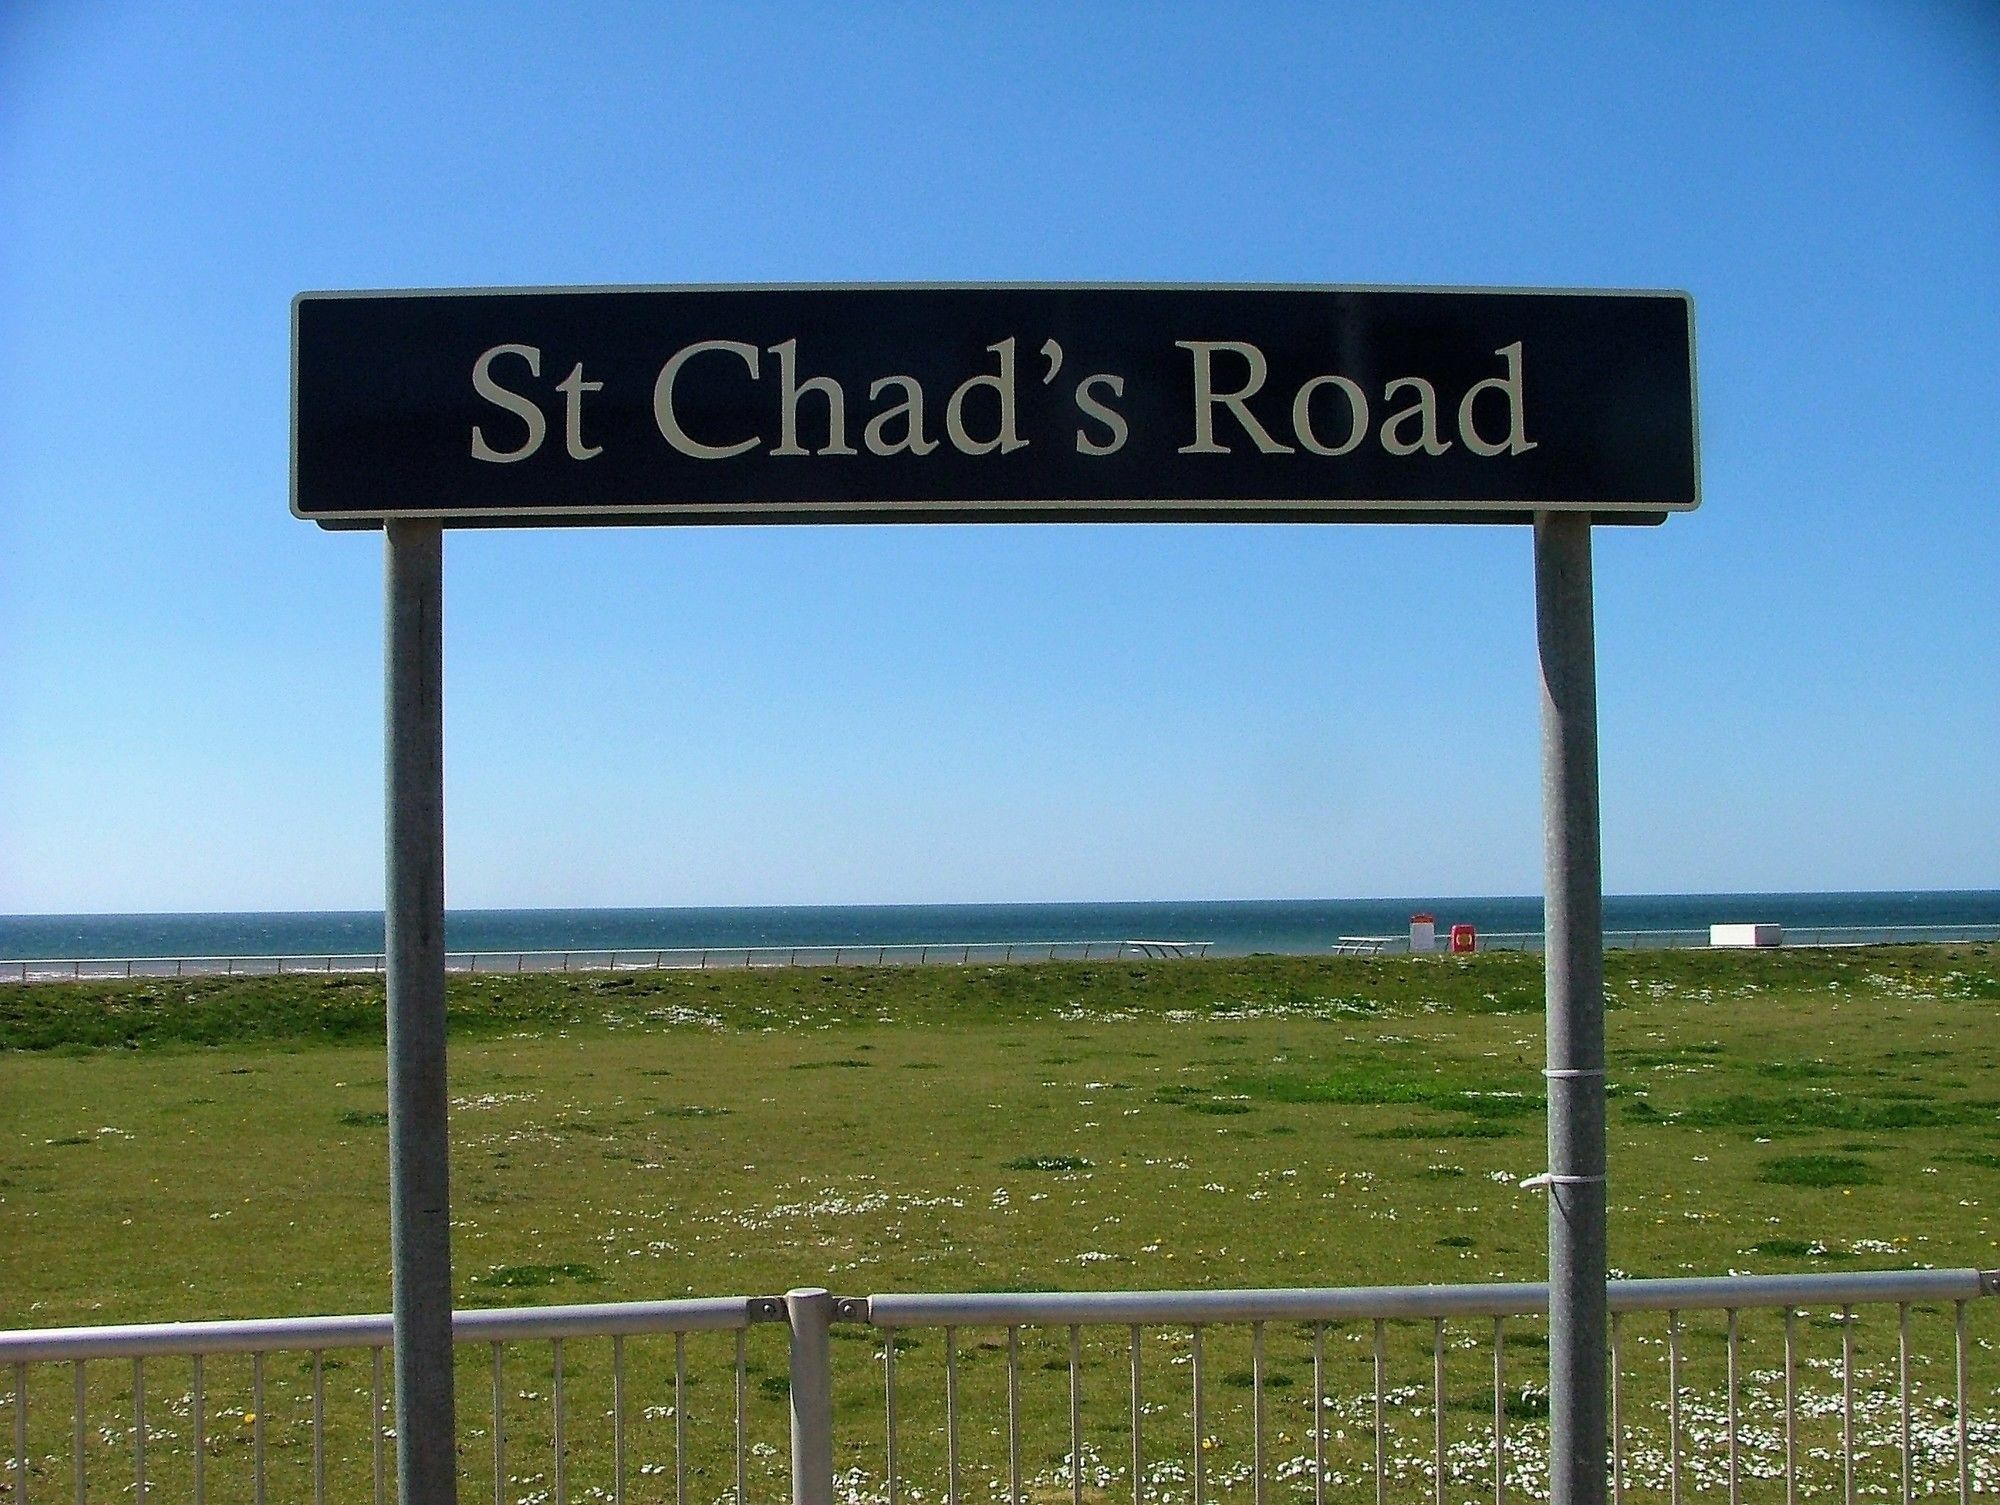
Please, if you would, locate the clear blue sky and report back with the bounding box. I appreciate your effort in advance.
[2,2,1995,914]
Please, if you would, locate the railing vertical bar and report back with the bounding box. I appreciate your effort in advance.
[1726,1310,1740,1505]
[1492,1317,1505,1505]
[1252,1321,1267,1505]
[1372,1319,1386,1505]
[131,1359,144,1503]
[371,1346,385,1505]
[12,1362,26,1505]
[1610,1312,1624,1505]
[1956,1300,1970,1505]
[788,1286,840,1505]
[945,1325,960,1505]
[1129,1326,1143,1505]
[1313,1325,1327,1505]
[71,1360,84,1505]
[1192,1326,1205,1505]
[884,1327,900,1505]
[1784,1309,1798,1505]
[735,1328,748,1505]
[312,1350,326,1505]
[1006,1326,1021,1505]
[1898,1303,1912,1505]
[613,1334,627,1505]
[1068,1325,1083,1505]
[252,1352,265,1505]
[491,1343,505,1505]
[1842,1306,1855,1505]
[1667,1311,1681,1505]
[675,1331,688,1505]
[1432,1319,1445,1505]
[192,1352,206,1505]
[553,1337,567,1505]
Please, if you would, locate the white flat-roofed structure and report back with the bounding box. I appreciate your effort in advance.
[1710,921,1783,947]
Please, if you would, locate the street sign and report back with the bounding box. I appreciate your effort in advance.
[293,284,1697,527]
[314,279,1702,1505]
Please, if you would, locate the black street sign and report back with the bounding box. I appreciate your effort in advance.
[292,284,1697,527]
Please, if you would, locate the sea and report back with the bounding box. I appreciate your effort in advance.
[2,891,1997,961]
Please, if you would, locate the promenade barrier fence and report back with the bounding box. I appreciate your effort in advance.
[2,1268,1994,1505]
[0,938,1213,984]
[11,916,2000,988]
[1464,924,2000,954]
[6,924,1998,983]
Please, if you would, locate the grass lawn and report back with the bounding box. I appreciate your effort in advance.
[2,945,1996,1502]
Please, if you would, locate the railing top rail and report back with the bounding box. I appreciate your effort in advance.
[0,1293,777,1364]
[849,1267,1995,1329]
[2,1269,1990,1363]
[1,953,391,966]
[1611,1266,1996,1311]
[849,1282,1548,1327]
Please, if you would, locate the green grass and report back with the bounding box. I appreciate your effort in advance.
[5,944,1995,1321]
[1673,1091,1988,1131]
[468,1261,603,1289]
[1758,1153,1881,1187]
[1,943,1996,1502]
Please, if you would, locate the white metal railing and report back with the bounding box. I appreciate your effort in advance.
[837,1270,2000,1505]
[3,1269,1994,1505]
[2,1295,787,1505]
[0,938,1214,984]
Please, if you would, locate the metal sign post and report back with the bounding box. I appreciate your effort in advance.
[384,517,457,1505]
[1536,511,1608,1502]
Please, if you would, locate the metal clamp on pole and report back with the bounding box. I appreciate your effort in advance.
[1519,1173,1609,1192]
[1530,1070,1609,1188]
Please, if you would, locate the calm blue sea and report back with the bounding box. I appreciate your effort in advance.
[1,892,1996,960]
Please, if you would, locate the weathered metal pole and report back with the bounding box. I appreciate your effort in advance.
[385,517,458,1503]
[1535,512,1607,1505]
